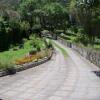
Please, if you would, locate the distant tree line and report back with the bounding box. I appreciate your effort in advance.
[68,0,100,44]
[0,0,69,51]
[0,0,100,51]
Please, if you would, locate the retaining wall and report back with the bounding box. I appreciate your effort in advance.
[58,37,100,68]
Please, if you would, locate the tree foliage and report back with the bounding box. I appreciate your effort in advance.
[69,0,100,43]
[0,0,100,51]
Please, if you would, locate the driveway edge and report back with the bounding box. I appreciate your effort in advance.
[0,49,53,77]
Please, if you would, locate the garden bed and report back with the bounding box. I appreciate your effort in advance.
[0,48,53,77]
[0,35,53,76]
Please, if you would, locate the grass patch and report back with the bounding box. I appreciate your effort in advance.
[52,41,67,57]
[0,35,47,70]
[94,45,100,50]
[87,44,100,50]
[60,32,77,43]
[63,29,100,50]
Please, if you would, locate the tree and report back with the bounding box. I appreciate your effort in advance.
[0,16,11,51]
[20,21,30,38]
[42,3,69,32]
[19,0,39,27]
[69,0,100,44]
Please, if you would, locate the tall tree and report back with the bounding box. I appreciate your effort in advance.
[69,0,100,43]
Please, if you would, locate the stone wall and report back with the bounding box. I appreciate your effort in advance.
[58,37,100,68]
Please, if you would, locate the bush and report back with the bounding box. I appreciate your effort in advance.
[36,46,41,51]
[74,32,89,46]
[47,43,53,49]
[29,50,37,55]
[6,66,16,75]
[20,21,30,38]
[0,62,16,75]
[0,17,10,51]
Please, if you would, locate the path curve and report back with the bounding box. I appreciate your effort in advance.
[0,41,100,100]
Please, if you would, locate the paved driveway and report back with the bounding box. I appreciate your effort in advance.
[0,41,100,100]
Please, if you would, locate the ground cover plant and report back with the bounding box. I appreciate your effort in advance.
[0,35,47,70]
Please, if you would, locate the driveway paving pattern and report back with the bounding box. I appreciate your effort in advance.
[0,41,100,100]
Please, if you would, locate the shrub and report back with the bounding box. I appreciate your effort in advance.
[29,50,37,55]
[0,62,16,75]
[36,46,41,52]
[47,43,53,49]
[6,66,16,75]
[74,32,89,46]
[20,21,30,38]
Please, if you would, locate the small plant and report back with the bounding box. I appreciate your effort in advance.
[0,62,16,75]
[5,62,16,75]
[6,66,16,75]
[36,46,41,52]
[73,28,89,46]
[29,49,37,55]
[47,43,53,49]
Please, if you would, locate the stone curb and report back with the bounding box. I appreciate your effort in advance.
[0,50,53,77]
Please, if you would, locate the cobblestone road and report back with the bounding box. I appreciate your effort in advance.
[0,41,100,100]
